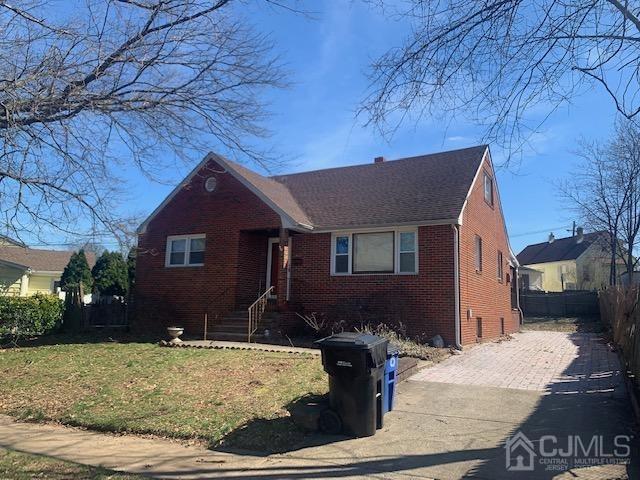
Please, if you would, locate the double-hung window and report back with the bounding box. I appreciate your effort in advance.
[166,234,206,267]
[332,229,417,275]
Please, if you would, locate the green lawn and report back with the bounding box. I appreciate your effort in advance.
[0,448,143,479]
[0,338,327,451]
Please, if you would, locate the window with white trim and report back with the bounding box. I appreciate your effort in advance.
[331,229,418,275]
[483,172,494,206]
[474,235,483,272]
[166,234,206,267]
[399,231,417,273]
[334,235,350,273]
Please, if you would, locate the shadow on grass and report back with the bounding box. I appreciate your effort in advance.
[0,331,160,349]
[213,394,348,455]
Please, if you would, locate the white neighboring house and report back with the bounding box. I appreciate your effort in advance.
[0,240,95,300]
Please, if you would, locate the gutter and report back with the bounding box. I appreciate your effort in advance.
[452,224,462,349]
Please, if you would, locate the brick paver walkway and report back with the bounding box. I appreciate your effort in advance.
[412,331,623,395]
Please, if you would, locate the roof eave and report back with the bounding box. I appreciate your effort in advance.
[311,218,460,233]
[0,258,30,270]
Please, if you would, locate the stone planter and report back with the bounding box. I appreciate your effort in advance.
[167,326,184,344]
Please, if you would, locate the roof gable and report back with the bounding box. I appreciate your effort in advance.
[138,145,490,233]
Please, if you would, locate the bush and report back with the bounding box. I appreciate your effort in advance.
[92,251,129,296]
[357,324,450,361]
[0,294,64,339]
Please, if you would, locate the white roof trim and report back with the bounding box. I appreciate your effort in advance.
[137,153,214,234]
[211,154,313,232]
[457,147,519,267]
[312,218,459,233]
[137,152,313,234]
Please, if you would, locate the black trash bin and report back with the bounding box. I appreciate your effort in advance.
[315,332,388,437]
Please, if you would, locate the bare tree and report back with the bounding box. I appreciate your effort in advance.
[0,0,287,244]
[362,0,640,154]
[560,119,640,285]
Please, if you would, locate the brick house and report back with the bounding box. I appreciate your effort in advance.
[135,145,521,347]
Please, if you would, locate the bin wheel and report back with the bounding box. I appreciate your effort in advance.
[318,408,342,435]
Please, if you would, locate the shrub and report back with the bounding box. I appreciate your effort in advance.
[60,249,93,293]
[92,251,129,296]
[0,294,64,339]
[357,324,450,361]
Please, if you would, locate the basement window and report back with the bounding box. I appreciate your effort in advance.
[331,228,418,275]
[166,234,206,267]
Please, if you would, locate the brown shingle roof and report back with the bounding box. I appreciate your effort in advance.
[0,247,96,272]
[139,145,489,233]
[228,145,488,230]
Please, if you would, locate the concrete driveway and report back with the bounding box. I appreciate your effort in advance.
[276,330,636,479]
[0,331,636,479]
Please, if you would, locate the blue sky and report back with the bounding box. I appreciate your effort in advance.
[122,2,619,254]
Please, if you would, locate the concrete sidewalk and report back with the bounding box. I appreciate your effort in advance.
[0,415,378,480]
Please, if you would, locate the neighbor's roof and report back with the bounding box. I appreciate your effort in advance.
[0,235,26,247]
[516,232,607,265]
[0,246,96,272]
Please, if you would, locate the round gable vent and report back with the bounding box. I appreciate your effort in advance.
[204,176,218,192]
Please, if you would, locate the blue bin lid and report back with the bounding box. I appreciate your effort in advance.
[387,343,400,356]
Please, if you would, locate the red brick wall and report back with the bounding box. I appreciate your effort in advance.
[135,154,516,346]
[134,159,281,335]
[288,225,457,343]
[458,154,519,345]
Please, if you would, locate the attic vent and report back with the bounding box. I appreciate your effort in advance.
[205,176,217,192]
[374,156,385,164]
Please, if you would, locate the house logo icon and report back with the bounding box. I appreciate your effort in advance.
[505,431,537,471]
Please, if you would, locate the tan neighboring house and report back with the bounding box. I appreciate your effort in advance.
[516,228,619,292]
[0,241,95,297]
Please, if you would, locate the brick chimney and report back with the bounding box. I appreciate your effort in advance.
[374,156,385,164]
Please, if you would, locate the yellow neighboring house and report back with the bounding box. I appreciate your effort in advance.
[0,238,95,297]
[516,228,621,292]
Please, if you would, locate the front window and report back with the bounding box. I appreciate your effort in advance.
[399,231,417,273]
[332,229,418,275]
[353,232,394,273]
[166,234,206,267]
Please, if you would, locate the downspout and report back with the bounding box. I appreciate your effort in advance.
[452,224,462,349]
[515,266,524,325]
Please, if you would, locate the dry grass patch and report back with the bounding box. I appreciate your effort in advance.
[0,448,142,479]
[0,338,327,451]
